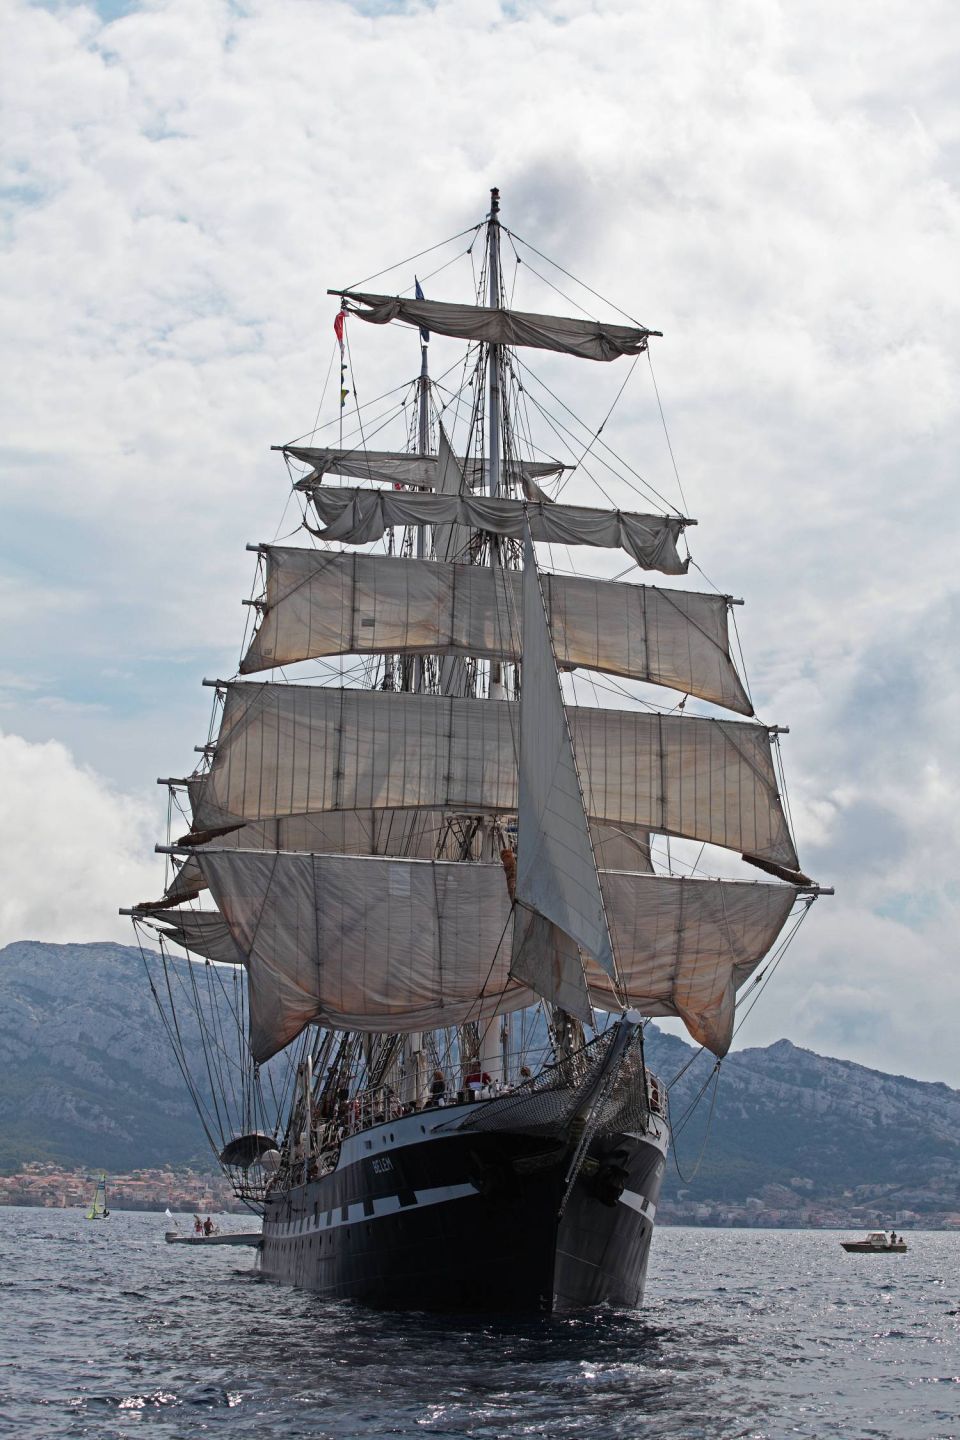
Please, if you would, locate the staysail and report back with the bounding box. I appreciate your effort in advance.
[511,527,613,1017]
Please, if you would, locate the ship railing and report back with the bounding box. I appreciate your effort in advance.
[309,1084,403,1151]
[230,1176,269,1204]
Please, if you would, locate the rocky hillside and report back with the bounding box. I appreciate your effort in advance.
[2,940,959,1211]
[0,939,236,1172]
[642,1027,960,1209]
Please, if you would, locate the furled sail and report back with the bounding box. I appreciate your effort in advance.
[511,529,612,1017]
[240,547,751,714]
[283,445,565,492]
[185,850,798,1060]
[338,290,656,362]
[194,684,799,869]
[306,487,690,575]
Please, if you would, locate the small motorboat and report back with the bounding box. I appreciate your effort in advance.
[841,1230,907,1253]
[164,1230,262,1247]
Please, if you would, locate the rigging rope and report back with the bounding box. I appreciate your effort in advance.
[345,224,482,293]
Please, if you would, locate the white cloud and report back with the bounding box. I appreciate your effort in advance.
[2,0,959,1080]
[0,729,162,945]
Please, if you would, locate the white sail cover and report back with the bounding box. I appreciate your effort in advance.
[340,290,654,362]
[512,529,613,1016]
[188,850,797,1060]
[283,445,565,491]
[196,684,799,870]
[307,487,689,575]
[240,548,750,714]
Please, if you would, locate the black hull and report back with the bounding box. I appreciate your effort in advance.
[260,1104,668,1312]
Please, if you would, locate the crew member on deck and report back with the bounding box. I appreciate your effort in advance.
[428,1069,446,1106]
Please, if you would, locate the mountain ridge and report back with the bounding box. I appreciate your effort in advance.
[2,939,958,1218]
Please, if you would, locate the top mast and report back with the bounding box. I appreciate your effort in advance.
[417,320,430,459]
[486,186,502,501]
[413,291,430,692]
[486,187,506,705]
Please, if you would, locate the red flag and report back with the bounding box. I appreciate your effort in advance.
[334,309,346,352]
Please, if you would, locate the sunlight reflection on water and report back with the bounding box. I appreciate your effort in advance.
[0,1210,957,1439]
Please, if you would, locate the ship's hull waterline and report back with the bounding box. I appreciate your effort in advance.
[259,1103,669,1312]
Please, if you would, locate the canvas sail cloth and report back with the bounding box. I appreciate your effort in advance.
[338,290,655,362]
[510,529,613,1020]
[149,907,247,967]
[240,547,751,715]
[193,684,799,871]
[307,487,689,576]
[431,432,476,699]
[181,851,798,1061]
[283,445,564,495]
[136,802,652,913]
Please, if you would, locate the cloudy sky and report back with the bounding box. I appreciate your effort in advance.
[2,0,959,1084]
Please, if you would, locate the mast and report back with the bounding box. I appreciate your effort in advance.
[405,339,430,1087]
[480,187,506,1085]
[486,187,507,706]
[486,187,502,501]
[418,327,430,458]
[412,313,430,694]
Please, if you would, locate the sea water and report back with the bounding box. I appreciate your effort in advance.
[0,1209,956,1439]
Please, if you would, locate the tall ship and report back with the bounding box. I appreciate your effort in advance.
[126,190,825,1311]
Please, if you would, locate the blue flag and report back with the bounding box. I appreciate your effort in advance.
[415,277,429,345]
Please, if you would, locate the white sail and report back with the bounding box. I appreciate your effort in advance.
[150,907,247,967]
[195,684,798,869]
[143,802,649,911]
[283,445,565,492]
[307,487,690,575]
[598,873,798,1053]
[512,529,612,1016]
[431,428,474,564]
[511,911,592,1023]
[339,290,655,362]
[432,430,478,696]
[240,547,751,714]
[182,850,798,1060]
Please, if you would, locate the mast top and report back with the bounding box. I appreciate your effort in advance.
[490,187,500,218]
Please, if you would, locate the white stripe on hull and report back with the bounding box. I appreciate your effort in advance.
[265,1182,477,1241]
[619,1187,657,1223]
